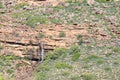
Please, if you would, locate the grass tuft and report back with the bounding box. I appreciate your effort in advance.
[83,54,101,62]
[71,75,80,80]
[0,3,3,9]
[59,31,66,37]
[56,62,73,69]
[0,74,4,80]
[15,3,29,10]
[72,53,81,61]
[82,73,97,80]
[39,32,45,38]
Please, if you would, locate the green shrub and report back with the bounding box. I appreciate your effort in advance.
[0,54,21,61]
[85,54,100,60]
[78,39,83,45]
[26,16,47,27]
[83,54,101,62]
[0,61,4,66]
[95,0,108,2]
[7,69,14,74]
[82,73,97,80]
[77,34,83,45]
[16,3,29,9]
[36,72,46,80]
[53,6,64,11]
[0,3,3,9]
[71,75,80,80]
[16,63,23,68]
[0,44,3,49]
[77,34,82,40]
[69,45,81,55]
[104,66,111,71]
[66,0,74,3]
[113,47,120,52]
[38,64,50,72]
[50,18,60,24]
[48,35,53,39]
[113,61,119,66]
[105,52,113,57]
[53,48,67,59]
[72,53,81,61]
[56,62,72,69]
[61,71,70,76]
[82,64,90,68]
[45,48,67,60]
[59,31,66,37]
[0,74,4,80]
[39,32,45,38]
[97,59,104,64]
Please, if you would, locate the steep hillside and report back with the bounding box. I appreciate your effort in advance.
[0,0,120,80]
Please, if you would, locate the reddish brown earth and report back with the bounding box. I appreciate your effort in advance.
[0,24,88,56]
[0,21,111,58]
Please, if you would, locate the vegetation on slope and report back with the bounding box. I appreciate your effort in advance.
[0,53,28,80]
[11,1,120,28]
[0,0,120,80]
[35,41,120,80]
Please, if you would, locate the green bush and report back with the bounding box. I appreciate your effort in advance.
[7,69,14,74]
[53,6,64,11]
[50,18,60,24]
[37,64,50,72]
[85,54,100,60]
[113,47,120,52]
[77,34,82,40]
[113,61,119,66]
[0,74,4,80]
[0,44,3,49]
[77,34,83,45]
[0,3,3,9]
[59,31,66,37]
[16,63,23,68]
[72,53,81,61]
[53,48,67,59]
[78,39,83,45]
[12,11,47,27]
[56,62,73,69]
[16,3,29,9]
[82,73,97,80]
[97,59,104,64]
[96,0,106,2]
[104,66,111,71]
[0,54,21,61]
[45,48,67,60]
[26,16,47,27]
[69,45,80,55]
[39,32,45,38]
[61,71,70,76]
[83,54,102,62]
[71,75,80,80]
[95,0,113,2]
[105,52,113,57]
[35,72,46,80]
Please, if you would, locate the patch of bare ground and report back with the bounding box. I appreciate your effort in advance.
[14,61,38,80]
